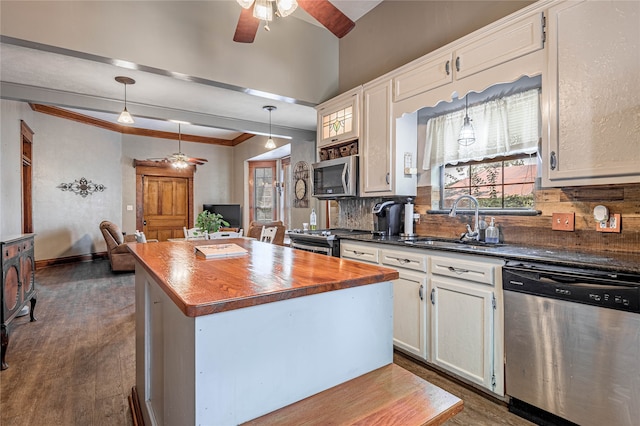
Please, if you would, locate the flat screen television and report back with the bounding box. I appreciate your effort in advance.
[202,204,242,229]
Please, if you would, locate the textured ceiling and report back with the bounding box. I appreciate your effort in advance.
[0,1,382,142]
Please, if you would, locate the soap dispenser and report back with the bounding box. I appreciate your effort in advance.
[485,217,499,244]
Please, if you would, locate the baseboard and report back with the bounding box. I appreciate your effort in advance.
[35,252,108,269]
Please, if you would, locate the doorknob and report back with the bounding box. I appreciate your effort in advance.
[143,220,147,226]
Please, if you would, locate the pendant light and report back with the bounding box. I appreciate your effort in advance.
[458,94,475,146]
[115,76,135,124]
[264,105,277,149]
[173,123,189,169]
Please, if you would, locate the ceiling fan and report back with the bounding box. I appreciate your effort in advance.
[233,0,355,43]
[148,122,208,168]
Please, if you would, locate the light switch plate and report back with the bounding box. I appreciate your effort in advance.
[552,212,575,231]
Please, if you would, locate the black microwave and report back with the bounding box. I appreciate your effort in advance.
[312,155,358,199]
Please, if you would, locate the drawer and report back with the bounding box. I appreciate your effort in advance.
[381,249,427,273]
[430,256,495,286]
[341,242,379,264]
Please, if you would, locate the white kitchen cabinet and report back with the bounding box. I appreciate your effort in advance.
[393,12,544,103]
[381,247,429,361]
[361,77,417,197]
[316,86,361,148]
[542,0,640,187]
[429,254,504,396]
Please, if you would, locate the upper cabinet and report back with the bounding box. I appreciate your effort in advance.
[393,12,545,103]
[316,86,361,148]
[362,77,417,197]
[542,0,640,187]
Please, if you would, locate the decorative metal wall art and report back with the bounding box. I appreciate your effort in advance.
[57,177,106,198]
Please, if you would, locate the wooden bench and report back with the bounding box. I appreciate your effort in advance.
[243,364,464,425]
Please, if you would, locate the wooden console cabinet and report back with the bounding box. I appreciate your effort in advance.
[1,234,37,370]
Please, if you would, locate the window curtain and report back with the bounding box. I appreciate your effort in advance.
[422,89,540,170]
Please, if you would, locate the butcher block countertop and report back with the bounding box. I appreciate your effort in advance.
[128,239,399,317]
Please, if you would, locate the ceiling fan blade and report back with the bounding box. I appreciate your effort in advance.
[297,0,355,39]
[234,6,260,43]
[188,157,208,163]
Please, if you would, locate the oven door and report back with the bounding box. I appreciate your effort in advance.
[290,241,332,256]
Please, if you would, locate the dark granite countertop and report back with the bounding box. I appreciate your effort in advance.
[340,234,640,275]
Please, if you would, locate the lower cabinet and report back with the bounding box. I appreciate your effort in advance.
[391,269,428,360]
[340,241,504,396]
[430,276,495,390]
[429,254,504,396]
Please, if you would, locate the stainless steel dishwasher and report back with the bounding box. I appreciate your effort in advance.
[503,261,640,426]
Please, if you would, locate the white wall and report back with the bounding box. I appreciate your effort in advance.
[0,100,124,260]
[121,134,234,232]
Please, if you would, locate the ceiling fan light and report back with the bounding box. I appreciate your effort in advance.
[173,159,189,169]
[117,107,135,124]
[253,0,273,21]
[276,0,297,17]
[237,0,254,9]
[265,137,276,149]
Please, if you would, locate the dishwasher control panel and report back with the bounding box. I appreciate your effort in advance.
[503,266,640,313]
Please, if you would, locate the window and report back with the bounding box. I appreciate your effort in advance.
[422,84,541,211]
[442,154,536,209]
[249,161,277,222]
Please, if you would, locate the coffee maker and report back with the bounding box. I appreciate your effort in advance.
[372,201,404,236]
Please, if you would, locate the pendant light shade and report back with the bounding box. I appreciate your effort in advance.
[115,76,135,125]
[458,95,475,146]
[264,105,277,149]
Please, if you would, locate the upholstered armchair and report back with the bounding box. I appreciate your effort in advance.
[247,221,286,245]
[99,220,137,272]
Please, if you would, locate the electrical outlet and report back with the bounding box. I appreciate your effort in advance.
[596,213,621,233]
[552,212,575,231]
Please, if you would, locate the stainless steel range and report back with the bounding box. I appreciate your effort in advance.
[287,229,371,256]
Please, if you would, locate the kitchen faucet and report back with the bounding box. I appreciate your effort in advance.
[449,195,480,241]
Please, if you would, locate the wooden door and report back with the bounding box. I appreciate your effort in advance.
[135,160,194,242]
[143,176,189,241]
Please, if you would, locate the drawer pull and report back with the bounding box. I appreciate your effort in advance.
[419,284,424,301]
[448,266,470,275]
[430,288,435,305]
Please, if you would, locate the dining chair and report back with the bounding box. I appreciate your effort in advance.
[208,230,243,239]
[183,227,207,240]
[259,226,278,244]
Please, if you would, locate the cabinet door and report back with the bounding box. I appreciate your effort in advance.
[393,269,428,361]
[362,79,393,194]
[431,276,495,391]
[317,89,361,147]
[543,0,640,186]
[454,12,544,80]
[393,52,453,102]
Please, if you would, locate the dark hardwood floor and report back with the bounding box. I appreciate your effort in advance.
[1,259,533,425]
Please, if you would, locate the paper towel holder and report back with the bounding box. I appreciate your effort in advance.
[399,197,418,238]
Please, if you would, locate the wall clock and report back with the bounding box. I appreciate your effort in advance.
[293,161,309,208]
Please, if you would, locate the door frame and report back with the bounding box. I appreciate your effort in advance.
[134,160,195,231]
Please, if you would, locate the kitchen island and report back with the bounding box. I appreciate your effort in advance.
[128,239,401,425]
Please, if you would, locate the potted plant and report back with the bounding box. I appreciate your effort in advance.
[195,210,230,235]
